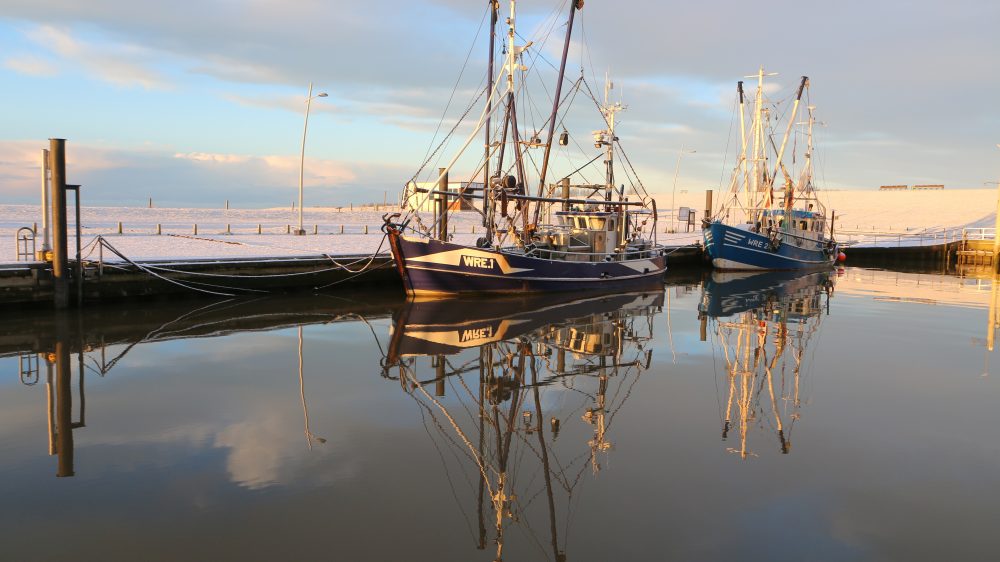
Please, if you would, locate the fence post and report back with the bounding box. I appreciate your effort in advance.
[257,224,262,235]
[314,224,318,235]
[193,224,198,235]
[117,221,123,235]
[340,225,344,234]
[156,223,161,235]
[365,225,369,235]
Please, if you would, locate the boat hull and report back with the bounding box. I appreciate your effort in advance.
[703,222,836,271]
[387,233,667,297]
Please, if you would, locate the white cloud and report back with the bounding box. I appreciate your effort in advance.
[26,25,170,89]
[173,151,358,186]
[2,54,59,77]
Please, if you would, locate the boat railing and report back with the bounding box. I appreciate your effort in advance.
[834,226,982,248]
[523,246,664,262]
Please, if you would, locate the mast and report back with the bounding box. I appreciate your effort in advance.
[771,76,809,189]
[499,0,531,244]
[750,67,764,224]
[737,81,747,215]
[484,0,499,243]
[804,104,815,193]
[598,75,623,210]
[533,0,581,228]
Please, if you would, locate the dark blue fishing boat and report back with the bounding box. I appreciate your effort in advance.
[703,69,838,271]
[384,0,667,297]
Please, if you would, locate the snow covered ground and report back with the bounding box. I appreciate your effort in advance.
[1,188,993,263]
[0,204,699,263]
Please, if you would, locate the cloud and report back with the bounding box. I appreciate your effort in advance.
[0,140,405,206]
[25,25,169,89]
[0,0,998,197]
[173,151,357,186]
[3,54,58,76]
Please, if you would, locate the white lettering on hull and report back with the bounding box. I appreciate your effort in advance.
[461,255,496,270]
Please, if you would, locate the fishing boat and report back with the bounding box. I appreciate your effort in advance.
[383,0,667,297]
[381,290,662,559]
[698,270,834,458]
[703,68,839,271]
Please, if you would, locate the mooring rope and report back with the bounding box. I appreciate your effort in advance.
[94,234,393,297]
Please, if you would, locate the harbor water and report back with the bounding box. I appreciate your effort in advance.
[0,267,998,561]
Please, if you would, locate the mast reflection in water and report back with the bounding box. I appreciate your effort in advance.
[698,270,835,459]
[382,291,663,561]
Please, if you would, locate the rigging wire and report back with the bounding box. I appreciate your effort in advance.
[417,4,492,171]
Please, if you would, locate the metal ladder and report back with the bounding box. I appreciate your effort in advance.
[15,227,36,261]
[18,354,39,386]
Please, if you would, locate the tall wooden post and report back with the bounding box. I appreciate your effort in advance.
[561,178,570,212]
[437,167,449,241]
[704,189,713,224]
[435,355,446,397]
[54,339,74,477]
[50,139,69,309]
[993,177,1000,272]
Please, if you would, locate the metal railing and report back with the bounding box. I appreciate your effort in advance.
[835,226,977,248]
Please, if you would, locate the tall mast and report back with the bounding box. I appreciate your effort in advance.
[770,76,809,189]
[533,0,581,227]
[501,0,531,244]
[804,104,815,192]
[749,67,764,223]
[484,0,499,243]
[599,75,623,207]
[737,80,747,215]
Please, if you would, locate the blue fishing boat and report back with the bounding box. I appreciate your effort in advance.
[384,0,667,297]
[703,68,838,271]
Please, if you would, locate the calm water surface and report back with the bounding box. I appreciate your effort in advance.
[1,267,998,561]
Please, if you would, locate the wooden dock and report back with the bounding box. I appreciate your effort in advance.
[0,244,707,307]
[0,254,400,307]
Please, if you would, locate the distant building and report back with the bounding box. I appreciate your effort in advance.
[879,185,908,191]
[410,181,482,212]
[912,184,945,190]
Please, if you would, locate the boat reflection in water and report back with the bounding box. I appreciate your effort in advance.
[698,270,835,459]
[382,290,663,561]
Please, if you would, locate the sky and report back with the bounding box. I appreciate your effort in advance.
[1,0,998,208]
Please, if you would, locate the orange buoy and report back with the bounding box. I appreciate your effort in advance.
[837,251,847,262]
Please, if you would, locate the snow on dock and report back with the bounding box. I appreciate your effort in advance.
[1,188,995,263]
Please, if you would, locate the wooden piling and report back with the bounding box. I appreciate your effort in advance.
[437,167,449,241]
[55,339,74,477]
[117,221,123,235]
[49,138,68,309]
[193,224,198,235]
[314,225,318,235]
[156,224,161,235]
[257,224,262,235]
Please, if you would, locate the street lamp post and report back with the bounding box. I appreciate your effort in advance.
[296,82,327,235]
[670,147,696,232]
[993,144,1000,268]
